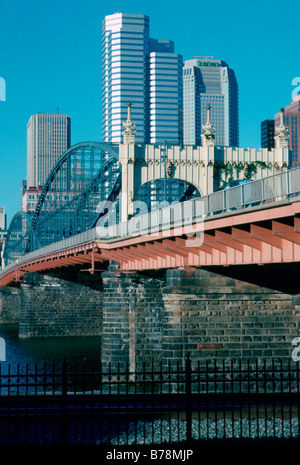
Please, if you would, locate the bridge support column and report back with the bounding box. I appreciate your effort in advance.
[0,286,21,324]
[119,142,136,223]
[292,295,300,339]
[162,267,298,368]
[101,264,165,371]
[19,273,103,338]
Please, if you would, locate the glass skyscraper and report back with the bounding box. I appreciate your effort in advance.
[102,13,183,144]
[183,57,238,147]
[261,119,275,150]
[27,113,71,188]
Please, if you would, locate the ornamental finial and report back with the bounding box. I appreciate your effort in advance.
[275,107,289,149]
[201,104,216,147]
[122,102,136,144]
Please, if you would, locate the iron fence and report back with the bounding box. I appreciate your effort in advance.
[0,357,300,446]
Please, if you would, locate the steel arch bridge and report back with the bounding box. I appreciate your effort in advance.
[3,141,202,268]
[3,142,121,266]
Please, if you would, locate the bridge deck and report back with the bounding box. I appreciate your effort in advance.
[1,197,300,286]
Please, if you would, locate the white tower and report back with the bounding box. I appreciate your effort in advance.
[275,108,289,148]
[201,105,216,147]
[122,103,136,144]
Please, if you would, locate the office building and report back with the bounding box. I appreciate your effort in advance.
[27,113,71,188]
[21,186,43,214]
[183,57,238,147]
[261,119,275,150]
[20,180,27,209]
[149,40,183,144]
[101,13,183,144]
[275,95,300,168]
[0,207,6,231]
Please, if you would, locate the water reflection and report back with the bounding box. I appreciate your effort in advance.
[0,324,101,370]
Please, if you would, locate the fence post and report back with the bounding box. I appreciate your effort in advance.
[61,357,68,444]
[186,353,192,443]
[241,184,245,207]
[286,169,290,198]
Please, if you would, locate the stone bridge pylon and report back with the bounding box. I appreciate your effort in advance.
[119,103,289,222]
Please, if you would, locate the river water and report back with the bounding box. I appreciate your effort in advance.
[0,323,102,371]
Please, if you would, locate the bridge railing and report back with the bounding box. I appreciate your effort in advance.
[1,166,300,273]
[99,166,300,240]
[1,228,101,273]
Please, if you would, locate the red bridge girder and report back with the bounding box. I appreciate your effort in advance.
[1,201,300,286]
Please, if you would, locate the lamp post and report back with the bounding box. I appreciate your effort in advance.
[161,140,167,204]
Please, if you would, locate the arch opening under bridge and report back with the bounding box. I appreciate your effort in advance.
[133,178,201,215]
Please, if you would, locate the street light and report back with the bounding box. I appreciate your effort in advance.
[161,140,167,204]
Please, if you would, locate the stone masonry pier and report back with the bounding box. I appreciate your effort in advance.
[0,267,299,369]
[0,285,21,324]
[101,266,299,370]
[19,272,103,338]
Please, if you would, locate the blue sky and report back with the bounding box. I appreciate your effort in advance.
[0,0,299,224]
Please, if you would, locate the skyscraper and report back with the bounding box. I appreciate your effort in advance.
[101,13,183,144]
[275,95,300,168]
[149,40,183,144]
[27,112,71,188]
[0,207,6,231]
[183,57,239,147]
[261,119,275,150]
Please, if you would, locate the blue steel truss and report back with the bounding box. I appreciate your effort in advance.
[2,212,41,265]
[3,141,201,267]
[3,142,121,266]
[135,178,200,213]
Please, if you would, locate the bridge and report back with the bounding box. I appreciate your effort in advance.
[1,106,290,276]
[1,162,300,286]
[0,124,299,369]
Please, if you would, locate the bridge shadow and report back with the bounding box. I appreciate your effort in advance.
[205,263,300,295]
[25,261,300,295]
